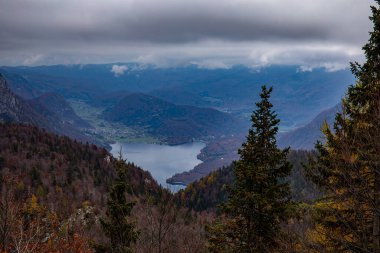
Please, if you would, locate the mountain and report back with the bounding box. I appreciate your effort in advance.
[1,71,42,99]
[0,73,47,125]
[0,74,93,143]
[278,103,341,150]
[102,93,245,144]
[0,64,354,130]
[31,92,92,129]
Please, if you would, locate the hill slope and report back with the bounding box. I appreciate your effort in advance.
[0,73,44,125]
[32,92,92,129]
[0,124,160,209]
[102,93,244,144]
[0,124,207,252]
[0,74,97,144]
[278,103,341,150]
[176,150,317,211]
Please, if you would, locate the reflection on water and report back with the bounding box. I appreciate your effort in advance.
[110,142,205,190]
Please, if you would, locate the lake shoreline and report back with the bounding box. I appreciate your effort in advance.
[110,141,206,187]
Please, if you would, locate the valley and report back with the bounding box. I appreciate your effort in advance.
[68,99,160,145]
[0,64,353,186]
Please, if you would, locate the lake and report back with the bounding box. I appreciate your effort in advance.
[110,142,206,190]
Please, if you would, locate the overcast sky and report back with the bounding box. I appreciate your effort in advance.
[0,0,375,70]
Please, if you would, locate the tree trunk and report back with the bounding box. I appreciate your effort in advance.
[373,169,380,253]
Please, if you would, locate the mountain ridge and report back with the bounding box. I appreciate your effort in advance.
[0,74,94,144]
[0,64,354,130]
[31,92,93,129]
[278,103,341,150]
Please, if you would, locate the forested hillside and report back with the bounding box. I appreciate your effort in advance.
[32,92,93,129]
[102,93,243,144]
[0,124,208,252]
[0,124,159,199]
[176,142,317,212]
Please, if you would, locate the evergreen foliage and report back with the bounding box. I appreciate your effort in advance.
[207,86,292,253]
[305,1,380,252]
[176,150,315,212]
[95,157,139,253]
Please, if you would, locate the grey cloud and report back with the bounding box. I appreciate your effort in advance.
[22,54,44,66]
[0,0,372,43]
[0,0,375,67]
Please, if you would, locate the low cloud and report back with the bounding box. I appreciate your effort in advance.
[22,54,44,66]
[111,65,128,77]
[192,60,230,69]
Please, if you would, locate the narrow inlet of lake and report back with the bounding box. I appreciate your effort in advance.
[110,142,205,190]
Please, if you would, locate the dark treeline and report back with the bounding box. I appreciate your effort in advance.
[176,149,317,212]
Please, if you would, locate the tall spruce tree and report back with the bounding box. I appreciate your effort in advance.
[305,1,380,252]
[207,86,292,253]
[94,157,138,253]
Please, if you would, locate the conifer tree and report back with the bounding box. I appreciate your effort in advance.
[305,1,380,252]
[208,86,292,253]
[94,157,138,253]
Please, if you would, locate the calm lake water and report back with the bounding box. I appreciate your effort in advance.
[110,142,205,190]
